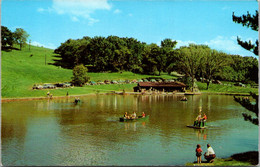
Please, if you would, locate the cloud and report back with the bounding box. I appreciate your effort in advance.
[204,36,241,53]
[114,9,121,14]
[176,36,252,56]
[176,40,197,48]
[38,0,112,24]
[31,41,57,49]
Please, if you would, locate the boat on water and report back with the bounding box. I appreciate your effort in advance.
[119,115,150,122]
[180,97,188,101]
[186,125,206,129]
[74,99,81,104]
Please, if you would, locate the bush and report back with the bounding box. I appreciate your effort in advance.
[72,64,90,86]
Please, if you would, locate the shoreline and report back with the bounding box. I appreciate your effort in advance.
[186,151,258,166]
[1,91,252,102]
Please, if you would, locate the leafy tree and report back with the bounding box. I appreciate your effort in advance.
[233,10,258,56]
[200,49,228,89]
[13,28,29,50]
[124,37,145,73]
[1,26,14,48]
[175,44,207,91]
[160,38,177,75]
[142,43,159,74]
[72,64,90,86]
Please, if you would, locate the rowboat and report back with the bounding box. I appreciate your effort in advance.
[186,125,206,129]
[119,115,149,122]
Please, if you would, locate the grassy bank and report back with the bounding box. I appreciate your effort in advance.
[197,82,258,94]
[1,46,175,98]
[1,45,258,98]
[186,151,258,166]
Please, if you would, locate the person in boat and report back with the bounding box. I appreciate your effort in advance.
[142,112,146,118]
[47,91,50,96]
[74,97,80,104]
[124,112,130,119]
[181,96,187,101]
[204,144,216,163]
[202,113,207,127]
[131,112,137,119]
[193,111,202,127]
[195,144,203,164]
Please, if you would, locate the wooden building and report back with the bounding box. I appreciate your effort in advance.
[133,82,187,92]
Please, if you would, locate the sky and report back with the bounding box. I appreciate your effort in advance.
[1,0,259,57]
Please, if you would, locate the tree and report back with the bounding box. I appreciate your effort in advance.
[72,64,90,86]
[200,49,228,89]
[1,26,14,48]
[234,93,258,125]
[141,43,159,74]
[13,28,29,50]
[161,38,177,75]
[175,44,207,91]
[233,9,259,125]
[233,10,258,56]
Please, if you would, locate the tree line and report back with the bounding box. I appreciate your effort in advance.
[1,26,29,50]
[54,35,258,86]
[1,25,258,86]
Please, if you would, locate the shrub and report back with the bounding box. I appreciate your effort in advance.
[72,64,90,86]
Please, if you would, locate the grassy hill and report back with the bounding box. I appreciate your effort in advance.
[2,45,72,98]
[1,45,176,98]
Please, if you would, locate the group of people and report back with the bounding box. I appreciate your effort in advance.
[124,112,146,119]
[193,109,207,127]
[180,96,188,101]
[196,144,216,163]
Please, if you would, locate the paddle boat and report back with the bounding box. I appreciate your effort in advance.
[119,115,149,122]
[74,98,81,104]
[180,97,188,101]
[186,125,206,129]
[187,121,207,129]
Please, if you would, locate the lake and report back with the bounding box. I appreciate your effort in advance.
[1,94,258,166]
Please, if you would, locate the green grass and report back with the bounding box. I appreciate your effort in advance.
[1,45,258,98]
[186,158,252,166]
[197,82,258,94]
[1,45,176,98]
[186,151,258,166]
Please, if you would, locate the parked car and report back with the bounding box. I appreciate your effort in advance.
[97,80,105,85]
[32,84,43,90]
[125,80,130,84]
[111,80,118,84]
[90,81,97,85]
[234,82,245,87]
[104,80,111,84]
[43,83,56,89]
[118,79,125,84]
[131,79,137,83]
[63,82,72,87]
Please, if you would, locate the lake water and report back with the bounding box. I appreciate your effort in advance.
[1,94,258,166]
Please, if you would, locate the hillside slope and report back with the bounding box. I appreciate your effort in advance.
[1,45,72,98]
